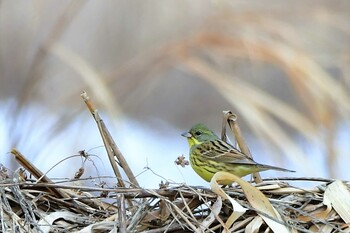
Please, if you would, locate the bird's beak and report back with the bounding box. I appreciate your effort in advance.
[181,132,192,138]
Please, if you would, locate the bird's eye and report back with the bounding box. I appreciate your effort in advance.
[194,131,201,136]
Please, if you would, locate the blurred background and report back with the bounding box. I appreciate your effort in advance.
[1,0,349,188]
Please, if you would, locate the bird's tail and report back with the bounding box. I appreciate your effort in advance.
[258,164,295,173]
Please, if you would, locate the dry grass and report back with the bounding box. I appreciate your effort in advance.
[1,165,350,232]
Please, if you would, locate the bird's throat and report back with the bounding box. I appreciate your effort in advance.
[187,137,201,147]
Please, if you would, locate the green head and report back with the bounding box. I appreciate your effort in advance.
[181,123,219,147]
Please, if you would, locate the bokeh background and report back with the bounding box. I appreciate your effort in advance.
[1,0,350,188]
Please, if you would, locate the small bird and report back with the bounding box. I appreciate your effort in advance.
[182,123,294,183]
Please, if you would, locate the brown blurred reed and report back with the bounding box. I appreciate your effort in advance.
[1,0,349,177]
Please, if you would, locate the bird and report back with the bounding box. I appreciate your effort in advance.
[181,123,294,183]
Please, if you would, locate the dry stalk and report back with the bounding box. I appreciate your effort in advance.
[222,111,263,183]
[81,91,139,187]
[10,149,69,198]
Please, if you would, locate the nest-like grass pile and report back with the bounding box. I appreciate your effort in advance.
[1,164,350,233]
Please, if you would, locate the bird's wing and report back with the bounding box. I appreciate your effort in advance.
[200,140,257,165]
[198,140,294,172]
